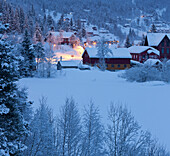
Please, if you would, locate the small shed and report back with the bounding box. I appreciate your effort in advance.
[57,61,79,70]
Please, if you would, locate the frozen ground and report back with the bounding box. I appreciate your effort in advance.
[19,69,170,150]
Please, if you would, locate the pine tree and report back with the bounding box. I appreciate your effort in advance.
[47,14,54,30]
[28,16,34,37]
[21,29,36,77]
[13,8,20,33]
[19,8,25,33]
[125,35,131,48]
[0,37,29,155]
[57,14,64,30]
[82,23,86,38]
[33,23,42,43]
[150,24,157,33]
[9,7,15,32]
[33,42,45,77]
[70,18,73,31]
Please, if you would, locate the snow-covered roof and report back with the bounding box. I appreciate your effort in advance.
[147,33,170,46]
[59,60,80,67]
[144,59,162,66]
[84,47,131,59]
[128,46,160,56]
[51,32,74,38]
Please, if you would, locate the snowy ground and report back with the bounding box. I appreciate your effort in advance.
[19,69,170,150]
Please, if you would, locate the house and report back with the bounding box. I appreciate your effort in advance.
[57,60,79,70]
[144,33,170,60]
[82,46,131,70]
[128,46,160,63]
[46,31,80,47]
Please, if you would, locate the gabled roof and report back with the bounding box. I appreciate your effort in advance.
[128,46,160,56]
[84,46,131,59]
[146,33,170,46]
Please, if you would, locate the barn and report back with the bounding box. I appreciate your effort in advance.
[82,47,131,70]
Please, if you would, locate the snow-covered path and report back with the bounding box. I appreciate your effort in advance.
[19,69,170,150]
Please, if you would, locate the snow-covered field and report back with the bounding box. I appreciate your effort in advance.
[19,69,170,150]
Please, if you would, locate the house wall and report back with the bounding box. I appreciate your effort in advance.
[131,51,148,63]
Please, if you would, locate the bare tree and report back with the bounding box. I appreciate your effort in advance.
[24,97,56,156]
[58,98,82,156]
[105,103,140,156]
[81,101,105,156]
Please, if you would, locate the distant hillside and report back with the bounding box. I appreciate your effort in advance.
[5,0,170,42]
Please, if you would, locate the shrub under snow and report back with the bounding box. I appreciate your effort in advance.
[121,61,170,83]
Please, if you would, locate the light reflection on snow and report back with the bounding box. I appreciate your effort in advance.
[53,45,84,62]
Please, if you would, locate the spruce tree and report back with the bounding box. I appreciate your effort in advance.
[150,24,157,33]
[21,29,36,77]
[33,23,42,43]
[125,35,131,48]
[0,38,29,155]
[33,42,45,77]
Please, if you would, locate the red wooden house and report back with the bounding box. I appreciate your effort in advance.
[128,46,160,63]
[82,46,132,70]
[144,33,170,60]
[46,31,80,47]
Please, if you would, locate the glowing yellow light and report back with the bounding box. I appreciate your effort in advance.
[52,46,85,62]
[93,42,97,46]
